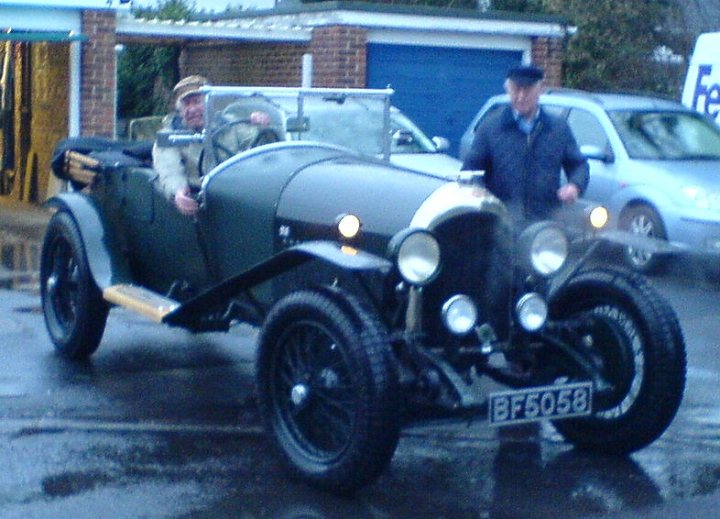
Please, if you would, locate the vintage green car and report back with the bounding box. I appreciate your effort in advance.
[42,86,686,494]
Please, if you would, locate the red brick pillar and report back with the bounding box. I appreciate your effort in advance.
[531,37,564,87]
[310,26,367,88]
[81,10,116,137]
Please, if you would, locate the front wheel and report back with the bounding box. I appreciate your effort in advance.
[40,211,109,359]
[549,268,686,454]
[256,288,400,494]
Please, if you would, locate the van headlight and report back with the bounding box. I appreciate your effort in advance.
[517,222,568,276]
[388,229,441,286]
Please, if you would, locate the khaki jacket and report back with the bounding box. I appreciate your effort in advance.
[152,114,260,200]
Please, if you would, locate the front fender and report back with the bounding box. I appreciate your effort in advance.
[607,185,672,228]
[163,240,392,326]
[46,193,132,290]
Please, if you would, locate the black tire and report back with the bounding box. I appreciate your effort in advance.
[256,288,400,494]
[40,211,109,359]
[549,268,686,454]
[619,204,667,274]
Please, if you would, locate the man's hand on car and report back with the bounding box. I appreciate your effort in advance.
[174,185,199,216]
[557,183,580,204]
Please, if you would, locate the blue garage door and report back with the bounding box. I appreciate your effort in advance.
[367,43,522,157]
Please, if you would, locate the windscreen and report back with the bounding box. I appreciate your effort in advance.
[609,110,720,160]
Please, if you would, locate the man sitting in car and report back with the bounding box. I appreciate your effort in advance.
[153,75,270,216]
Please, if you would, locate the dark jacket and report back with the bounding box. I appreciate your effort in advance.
[461,105,589,222]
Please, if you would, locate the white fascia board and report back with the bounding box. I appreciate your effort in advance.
[0,6,81,32]
[368,29,530,52]
[0,0,115,8]
[117,17,311,43]
[266,10,571,38]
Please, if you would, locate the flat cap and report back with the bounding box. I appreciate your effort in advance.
[173,75,209,103]
[506,66,544,87]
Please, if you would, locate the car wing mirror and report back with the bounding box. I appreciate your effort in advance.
[432,136,450,152]
[286,116,310,133]
[581,144,614,163]
[155,130,204,147]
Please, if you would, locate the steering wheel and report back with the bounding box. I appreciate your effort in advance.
[252,128,281,147]
[210,119,281,164]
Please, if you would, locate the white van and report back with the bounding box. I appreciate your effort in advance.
[682,31,720,125]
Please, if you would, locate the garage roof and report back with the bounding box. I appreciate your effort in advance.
[217,1,574,37]
[117,1,573,43]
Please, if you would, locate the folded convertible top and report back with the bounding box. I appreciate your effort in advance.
[51,137,153,182]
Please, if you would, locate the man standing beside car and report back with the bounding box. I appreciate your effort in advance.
[461,66,589,225]
[153,75,270,216]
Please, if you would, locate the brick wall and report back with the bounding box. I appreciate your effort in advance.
[181,42,309,87]
[531,37,564,87]
[81,10,116,137]
[181,27,369,89]
[180,27,563,93]
[135,21,566,120]
[309,26,367,88]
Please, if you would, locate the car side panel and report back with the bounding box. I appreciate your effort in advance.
[115,167,210,294]
[201,143,356,281]
[276,158,446,255]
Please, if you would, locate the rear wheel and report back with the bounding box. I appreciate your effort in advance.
[40,211,109,359]
[619,204,666,274]
[549,268,686,454]
[256,288,400,494]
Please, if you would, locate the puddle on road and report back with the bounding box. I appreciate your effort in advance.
[0,229,40,290]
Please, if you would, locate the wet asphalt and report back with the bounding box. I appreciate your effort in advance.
[2,202,720,518]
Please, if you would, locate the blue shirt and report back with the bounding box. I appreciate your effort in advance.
[513,109,539,135]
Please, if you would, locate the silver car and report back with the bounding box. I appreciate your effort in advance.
[459,89,720,273]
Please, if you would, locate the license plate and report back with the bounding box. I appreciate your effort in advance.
[488,381,592,426]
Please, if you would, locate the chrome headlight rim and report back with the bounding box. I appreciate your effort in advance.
[441,294,478,336]
[387,228,441,287]
[517,221,569,277]
[515,292,548,332]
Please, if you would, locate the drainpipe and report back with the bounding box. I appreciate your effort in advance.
[69,39,81,137]
[302,53,312,88]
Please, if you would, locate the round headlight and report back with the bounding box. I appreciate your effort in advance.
[390,229,441,286]
[337,213,361,239]
[516,293,547,332]
[529,226,568,276]
[589,205,609,230]
[442,295,478,335]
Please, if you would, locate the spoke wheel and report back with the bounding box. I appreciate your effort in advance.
[549,268,686,454]
[257,288,400,494]
[40,211,109,359]
[570,305,641,416]
[275,320,357,459]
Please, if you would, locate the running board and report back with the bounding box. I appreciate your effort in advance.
[103,284,180,323]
